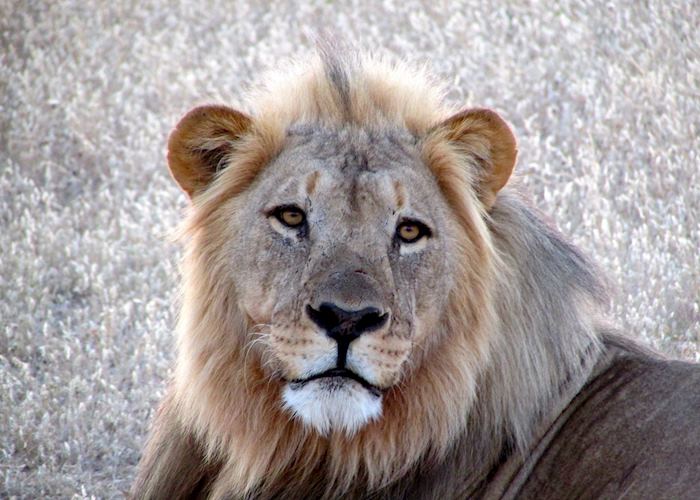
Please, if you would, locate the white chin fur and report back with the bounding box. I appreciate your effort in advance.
[282,379,382,436]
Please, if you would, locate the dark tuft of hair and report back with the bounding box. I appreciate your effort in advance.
[315,34,357,115]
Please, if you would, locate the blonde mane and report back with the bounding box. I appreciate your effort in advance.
[168,50,606,498]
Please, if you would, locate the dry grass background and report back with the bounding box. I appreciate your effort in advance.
[1,0,698,497]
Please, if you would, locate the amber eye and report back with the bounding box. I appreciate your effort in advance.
[396,220,431,244]
[274,206,306,228]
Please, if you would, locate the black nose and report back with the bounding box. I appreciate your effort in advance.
[306,303,388,366]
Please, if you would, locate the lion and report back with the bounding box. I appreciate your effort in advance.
[131,47,700,499]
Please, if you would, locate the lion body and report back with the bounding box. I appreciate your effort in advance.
[132,48,700,499]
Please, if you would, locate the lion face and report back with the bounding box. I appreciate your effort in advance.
[225,125,457,434]
[166,65,516,444]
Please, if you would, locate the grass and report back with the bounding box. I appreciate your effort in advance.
[1,0,698,496]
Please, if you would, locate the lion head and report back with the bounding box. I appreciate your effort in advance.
[162,49,601,498]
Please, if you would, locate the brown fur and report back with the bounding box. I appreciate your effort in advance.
[132,49,698,500]
[162,55,502,497]
[132,50,573,499]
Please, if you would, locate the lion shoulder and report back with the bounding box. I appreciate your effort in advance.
[505,337,700,499]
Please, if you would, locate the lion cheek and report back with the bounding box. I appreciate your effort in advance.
[240,288,276,325]
[271,343,336,381]
[347,346,410,388]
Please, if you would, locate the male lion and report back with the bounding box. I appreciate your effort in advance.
[132,48,700,499]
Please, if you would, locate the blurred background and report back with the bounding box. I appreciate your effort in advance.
[1,0,698,496]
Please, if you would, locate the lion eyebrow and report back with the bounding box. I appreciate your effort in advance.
[393,180,406,209]
[306,171,320,196]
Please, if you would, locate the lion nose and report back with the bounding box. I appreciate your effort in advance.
[306,303,388,366]
[306,303,388,341]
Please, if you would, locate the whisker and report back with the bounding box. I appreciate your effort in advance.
[242,326,272,392]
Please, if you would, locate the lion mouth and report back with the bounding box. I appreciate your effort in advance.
[291,368,382,397]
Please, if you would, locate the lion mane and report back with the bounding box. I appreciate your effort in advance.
[131,47,700,500]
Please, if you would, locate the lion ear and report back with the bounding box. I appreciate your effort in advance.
[167,105,252,198]
[432,108,517,207]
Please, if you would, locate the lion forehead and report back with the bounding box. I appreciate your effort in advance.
[251,125,444,219]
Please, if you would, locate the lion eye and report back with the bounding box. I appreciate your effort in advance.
[274,206,306,228]
[396,220,431,244]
